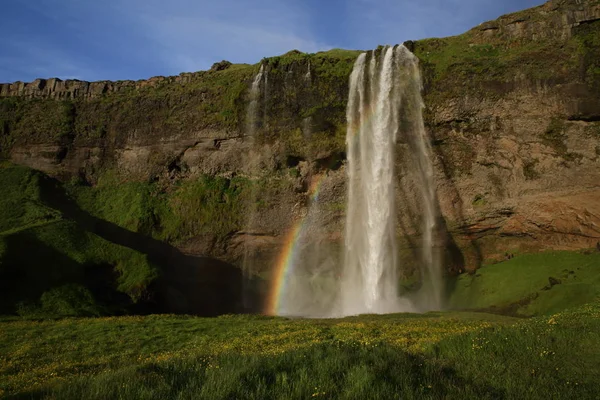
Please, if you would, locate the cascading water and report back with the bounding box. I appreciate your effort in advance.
[339,46,402,315]
[267,45,442,317]
[246,64,264,136]
[396,48,443,311]
[338,44,441,316]
[241,64,265,311]
[302,61,313,139]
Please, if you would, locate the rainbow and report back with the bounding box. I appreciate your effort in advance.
[263,78,375,315]
[264,176,326,315]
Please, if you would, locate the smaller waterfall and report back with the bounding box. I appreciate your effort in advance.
[241,64,266,311]
[302,60,313,139]
[246,64,264,136]
[263,68,269,129]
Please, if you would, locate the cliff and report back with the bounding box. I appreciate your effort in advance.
[1,0,599,314]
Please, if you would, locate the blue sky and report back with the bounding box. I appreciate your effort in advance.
[1,0,545,83]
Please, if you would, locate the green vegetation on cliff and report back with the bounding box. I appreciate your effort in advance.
[412,9,600,120]
[258,49,359,159]
[0,48,360,164]
[0,163,298,316]
[0,98,75,157]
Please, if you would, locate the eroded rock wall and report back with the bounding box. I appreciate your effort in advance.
[1,0,599,275]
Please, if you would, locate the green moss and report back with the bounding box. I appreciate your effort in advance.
[0,98,75,157]
[68,170,165,235]
[472,194,487,207]
[248,49,358,157]
[282,125,346,160]
[574,19,600,90]
[158,175,252,242]
[0,165,62,234]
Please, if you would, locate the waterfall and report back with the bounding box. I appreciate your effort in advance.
[263,68,269,130]
[396,47,443,311]
[305,60,312,81]
[266,45,442,317]
[339,46,401,315]
[337,44,441,316]
[302,61,313,139]
[241,64,265,311]
[246,64,264,136]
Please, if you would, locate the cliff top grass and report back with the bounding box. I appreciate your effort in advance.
[412,0,600,109]
[1,300,598,398]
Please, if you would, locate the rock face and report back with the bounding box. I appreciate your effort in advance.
[0,74,201,100]
[1,0,599,277]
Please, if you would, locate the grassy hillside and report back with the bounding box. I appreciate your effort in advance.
[447,251,600,316]
[0,164,158,316]
[1,302,598,398]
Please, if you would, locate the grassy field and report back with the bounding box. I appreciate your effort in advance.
[447,250,600,316]
[1,301,599,399]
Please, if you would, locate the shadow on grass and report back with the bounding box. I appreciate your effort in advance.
[0,234,86,314]
[32,175,263,316]
[13,342,506,400]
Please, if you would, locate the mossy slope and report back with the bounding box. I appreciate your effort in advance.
[448,251,600,316]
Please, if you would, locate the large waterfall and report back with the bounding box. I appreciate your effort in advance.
[340,47,401,315]
[265,44,442,317]
[338,44,441,315]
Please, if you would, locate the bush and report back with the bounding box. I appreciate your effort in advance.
[40,284,102,317]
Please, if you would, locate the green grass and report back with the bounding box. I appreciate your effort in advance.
[0,164,158,315]
[0,302,598,398]
[0,164,61,234]
[448,250,600,316]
